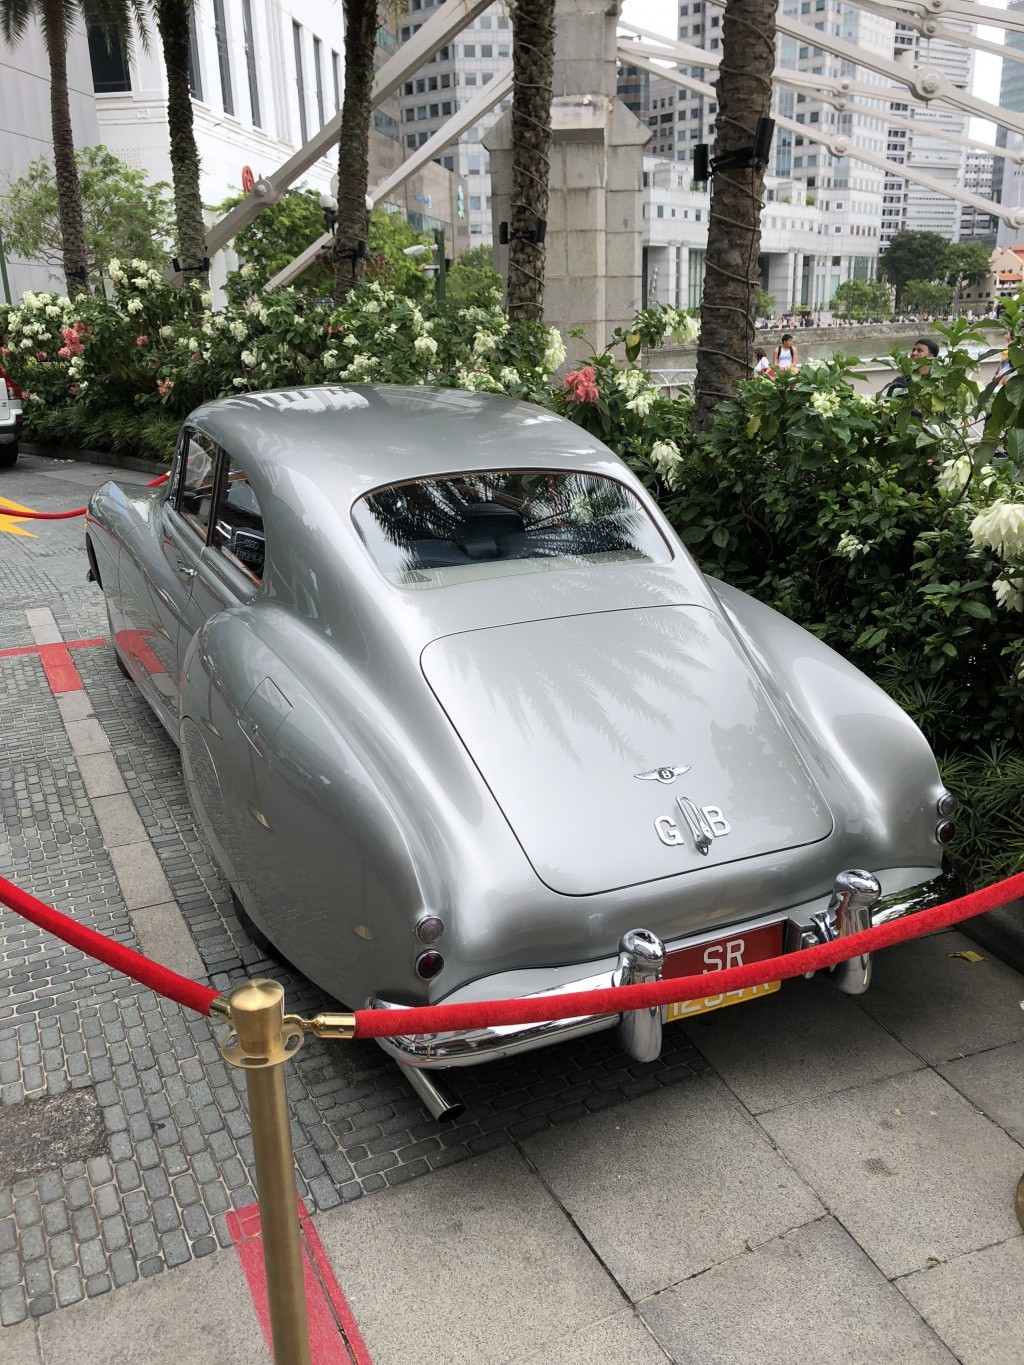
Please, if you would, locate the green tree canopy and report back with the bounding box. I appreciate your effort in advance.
[444,243,502,308]
[0,145,172,287]
[877,231,950,309]
[221,187,332,298]
[831,278,892,320]
[902,279,953,315]
[943,242,992,293]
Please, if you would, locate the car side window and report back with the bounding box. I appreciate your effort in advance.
[176,430,218,540]
[212,457,265,583]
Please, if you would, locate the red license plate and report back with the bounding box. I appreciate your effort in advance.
[664,922,784,1022]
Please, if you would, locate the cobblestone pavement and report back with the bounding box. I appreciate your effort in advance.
[0,453,709,1329]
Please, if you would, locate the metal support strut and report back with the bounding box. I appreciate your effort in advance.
[613,928,666,1063]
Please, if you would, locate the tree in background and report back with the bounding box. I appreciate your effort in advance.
[364,210,435,298]
[220,188,333,299]
[694,0,780,431]
[0,146,173,288]
[0,0,147,298]
[877,230,949,312]
[831,278,892,321]
[152,0,207,286]
[506,0,556,322]
[446,244,502,309]
[943,242,992,311]
[755,287,776,318]
[902,279,953,316]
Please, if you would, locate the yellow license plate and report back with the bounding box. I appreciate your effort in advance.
[666,979,781,1022]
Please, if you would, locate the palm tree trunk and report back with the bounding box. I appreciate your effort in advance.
[43,0,89,297]
[693,0,779,433]
[155,0,208,285]
[507,0,556,323]
[333,0,378,303]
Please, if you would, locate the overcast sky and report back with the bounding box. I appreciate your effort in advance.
[618,0,1005,141]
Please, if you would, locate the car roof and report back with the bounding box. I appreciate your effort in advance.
[189,385,631,505]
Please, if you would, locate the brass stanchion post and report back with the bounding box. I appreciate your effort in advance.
[220,980,311,1365]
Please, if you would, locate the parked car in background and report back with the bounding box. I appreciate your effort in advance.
[85,385,957,1119]
[0,362,22,467]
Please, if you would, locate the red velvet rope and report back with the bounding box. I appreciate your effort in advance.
[0,866,1020,1033]
[0,470,168,518]
[351,871,1024,1039]
[0,873,219,1016]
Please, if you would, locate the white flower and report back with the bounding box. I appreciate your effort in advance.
[969,500,1024,558]
[409,306,425,337]
[344,333,359,347]
[131,276,149,291]
[541,328,566,374]
[240,350,257,368]
[361,300,380,315]
[201,320,215,337]
[664,309,699,345]
[322,350,339,368]
[126,298,143,316]
[414,335,438,357]
[499,366,520,388]
[200,291,212,308]
[230,320,248,341]
[240,263,256,279]
[936,456,973,496]
[19,337,33,350]
[993,577,1024,612]
[257,306,269,325]
[213,314,229,331]
[159,325,174,340]
[626,390,656,417]
[45,305,61,319]
[473,331,498,357]
[186,337,200,352]
[232,376,248,388]
[649,439,682,488]
[836,532,869,559]
[810,390,840,417]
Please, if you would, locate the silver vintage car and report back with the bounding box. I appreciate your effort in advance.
[86,385,956,1118]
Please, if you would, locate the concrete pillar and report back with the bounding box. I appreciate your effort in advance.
[484,0,650,362]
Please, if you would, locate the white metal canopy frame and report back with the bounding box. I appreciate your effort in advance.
[618,11,1024,231]
[202,0,1024,281]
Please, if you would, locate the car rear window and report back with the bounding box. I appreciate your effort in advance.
[352,470,671,588]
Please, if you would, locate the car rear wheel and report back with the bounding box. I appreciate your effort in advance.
[230,889,279,960]
[0,442,18,469]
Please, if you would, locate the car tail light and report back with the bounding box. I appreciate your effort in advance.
[416,915,445,945]
[936,791,958,818]
[936,820,956,845]
[0,368,20,400]
[415,950,445,980]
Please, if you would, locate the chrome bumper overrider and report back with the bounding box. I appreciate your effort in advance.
[371,870,950,1069]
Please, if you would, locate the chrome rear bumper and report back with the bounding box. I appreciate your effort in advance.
[371,870,949,1069]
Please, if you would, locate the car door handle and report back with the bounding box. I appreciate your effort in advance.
[175,561,197,580]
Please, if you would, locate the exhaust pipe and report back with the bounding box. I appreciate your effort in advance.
[396,1061,466,1122]
[613,928,666,1063]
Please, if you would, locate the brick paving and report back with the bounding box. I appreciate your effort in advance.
[0,452,708,1328]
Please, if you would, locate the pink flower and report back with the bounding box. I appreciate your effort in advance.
[136,335,149,346]
[563,366,599,405]
[58,346,71,359]
[36,351,48,361]
[156,378,174,397]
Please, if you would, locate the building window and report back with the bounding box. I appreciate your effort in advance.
[313,36,326,128]
[212,0,234,116]
[241,0,261,127]
[187,6,203,100]
[293,22,308,143]
[87,24,132,93]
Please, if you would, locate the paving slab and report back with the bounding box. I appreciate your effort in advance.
[128,903,206,981]
[91,794,148,850]
[33,1248,268,1364]
[521,1076,823,1301]
[761,1068,1023,1280]
[853,930,1024,1065]
[638,1215,955,1364]
[0,1318,41,1364]
[680,973,921,1114]
[62,718,110,759]
[938,1041,1024,1146]
[314,1146,623,1365]
[511,1310,671,1363]
[106,842,174,912]
[897,1236,1024,1365]
[75,751,127,799]
[55,693,94,725]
